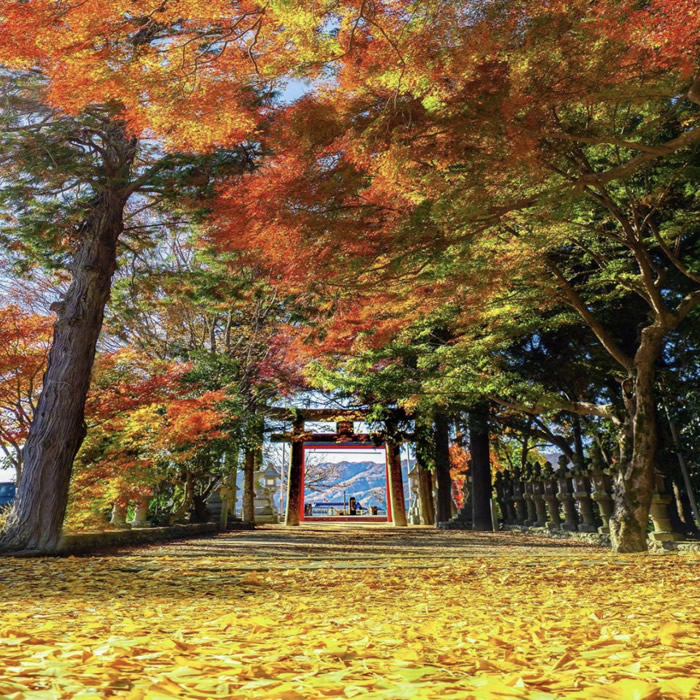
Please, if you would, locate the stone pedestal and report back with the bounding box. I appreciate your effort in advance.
[254,475,278,523]
[500,473,511,524]
[110,502,130,529]
[129,495,152,528]
[207,490,224,524]
[532,481,547,528]
[441,469,472,530]
[512,475,527,525]
[523,483,538,526]
[407,466,422,525]
[649,493,682,541]
[556,476,578,532]
[572,473,597,532]
[407,494,421,525]
[649,472,682,542]
[441,503,473,529]
[590,472,614,535]
[543,479,561,531]
[502,472,518,524]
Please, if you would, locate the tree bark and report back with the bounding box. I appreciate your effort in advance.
[609,328,664,553]
[469,402,492,531]
[169,469,194,524]
[285,416,304,526]
[386,440,407,526]
[417,466,435,525]
[434,413,453,525]
[242,446,256,522]
[0,126,136,552]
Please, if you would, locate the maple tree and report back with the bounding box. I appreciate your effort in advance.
[65,229,297,529]
[0,0,313,551]
[64,348,223,530]
[0,0,697,552]
[212,0,700,551]
[0,304,52,484]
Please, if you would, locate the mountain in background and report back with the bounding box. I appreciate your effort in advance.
[304,460,410,510]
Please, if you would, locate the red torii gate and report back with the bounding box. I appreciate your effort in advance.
[269,408,408,527]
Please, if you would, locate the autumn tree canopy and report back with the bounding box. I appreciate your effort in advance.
[209,0,700,551]
[0,0,698,553]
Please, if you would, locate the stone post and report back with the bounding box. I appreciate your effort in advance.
[130,494,151,528]
[542,462,561,530]
[531,465,548,527]
[502,470,517,524]
[522,463,538,526]
[110,501,130,529]
[512,467,527,525]
[572,464,597,533]
[254,465,279,523]
[556,456,578,532]
[649,470,683,542]
[407,464,422,525]
[494,472,507,525]
[588,447,614,535]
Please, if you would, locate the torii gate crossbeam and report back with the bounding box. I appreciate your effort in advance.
[268,409,407,527]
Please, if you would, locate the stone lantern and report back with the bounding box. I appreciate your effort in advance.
[407,464,422,525]
[501,470,517,524]
[649,470,682,542]
[530,464,548,527]
[571,457,597,532]
[494,472,508,525]
[522,463,538,526]
[588,445,614,534]
[556,455,578,531]
[541,461,562,530]
[254,464,279,523]
[110,501,130,529]
[511,467,527,525]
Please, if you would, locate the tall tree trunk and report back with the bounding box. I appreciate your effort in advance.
[610,328,663,553]
[169,469,195,524]
[413,418,436,524]
[0,130,136,552]
[417,466,435,525]
[469,402,492,531]
[434,413,453,524]
[243,446,256,522]
[14,453,22,489]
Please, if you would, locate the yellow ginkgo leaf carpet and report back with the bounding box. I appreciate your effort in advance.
[0,526,698,699]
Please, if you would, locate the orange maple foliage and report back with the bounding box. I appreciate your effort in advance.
[67,349,229,529]
[0,304,53,480]
[206,0,700,361]
[0,0,315,150]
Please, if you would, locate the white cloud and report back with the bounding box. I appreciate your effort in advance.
[0,468,16,483]
[303,447,385,464]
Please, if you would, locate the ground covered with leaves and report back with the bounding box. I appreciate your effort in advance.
[1,527,699,699]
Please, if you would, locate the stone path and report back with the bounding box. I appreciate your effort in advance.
[3,523,698,698]
[88,523,608,570]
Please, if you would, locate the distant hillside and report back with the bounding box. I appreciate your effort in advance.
[304,460,410,510]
